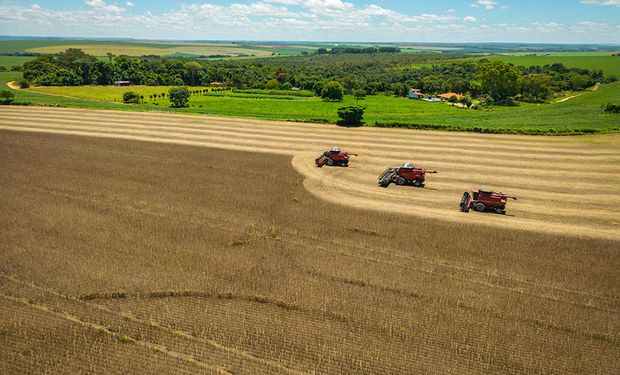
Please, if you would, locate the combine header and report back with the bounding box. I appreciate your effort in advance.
[378,162,437,188]
[460,188,517,214]
[315,147,357,167]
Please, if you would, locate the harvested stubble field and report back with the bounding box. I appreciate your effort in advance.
[0,107,619,374]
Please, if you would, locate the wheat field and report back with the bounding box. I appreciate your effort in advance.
[0,107,619,374]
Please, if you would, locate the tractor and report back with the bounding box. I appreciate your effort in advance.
[315,147,357,167]
[378,162,437,187]
[460,188,517,214]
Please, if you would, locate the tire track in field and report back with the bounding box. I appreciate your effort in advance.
[1,106,619,240]
[0,274,310,375]
[0,294,232,375]
[11,181,618,312]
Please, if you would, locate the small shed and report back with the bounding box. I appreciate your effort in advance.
[114,81,132,86]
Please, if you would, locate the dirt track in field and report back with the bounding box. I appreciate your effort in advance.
[1,106,619,240]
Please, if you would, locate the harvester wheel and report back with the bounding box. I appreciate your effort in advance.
[474,203,486,212]
[396,177,406,185]
[495,208,505,214]
[326,158,334,166]
[343,161,349,167]
[413,180,422,187]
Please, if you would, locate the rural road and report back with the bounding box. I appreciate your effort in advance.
[1,106,619,240]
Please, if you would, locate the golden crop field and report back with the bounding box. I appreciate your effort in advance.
[25,44,173,56]
[0,107,619,374]
[25,44,273,57]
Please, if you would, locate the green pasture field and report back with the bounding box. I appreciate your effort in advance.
[4,70,618,135]
[482,54,620,77]
[505,52,617,56]
[0,56,35,68]
[27,85,212,102]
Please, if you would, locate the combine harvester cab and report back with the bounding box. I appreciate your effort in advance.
[378,162,437,188]
[315,147,357,168]
[460,188,517,214]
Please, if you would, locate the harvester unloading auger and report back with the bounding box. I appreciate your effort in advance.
[315,147,357,167]
[378,162,437,188]
[460,188,517,214]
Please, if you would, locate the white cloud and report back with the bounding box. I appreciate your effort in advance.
[570,20,617,33]
[470,0,497,10]
[126,1,134,7]
[0,1,617,43]
[85,0,126,13]
[581,0,620,7]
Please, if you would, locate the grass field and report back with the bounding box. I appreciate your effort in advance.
[0,122,618,373]
[0,56,35,68]
[27,84,212,103]
[18,77,620,134]
[485,54,620,78]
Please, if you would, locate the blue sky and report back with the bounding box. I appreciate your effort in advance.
[0,0,619,43]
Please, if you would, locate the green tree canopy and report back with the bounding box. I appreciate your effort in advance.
[479,61,521,101]
[321,81,344,101]
[265,79,280,89]
[337,105,365,125]
[122,91,141,104]
[57,48,95,68]
[0,90,15,104]
[169,87,191,108]
[184,61,203,85]
[354,89,367,100]
[520,74,551,103]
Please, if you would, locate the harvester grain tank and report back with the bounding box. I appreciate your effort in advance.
[378,162,438,187]
[315,147,357,167]
[460,188,517,214]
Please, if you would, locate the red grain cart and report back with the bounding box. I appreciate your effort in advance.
[378,162,437,187]
[460,188,517,214]
[315,147,357,167]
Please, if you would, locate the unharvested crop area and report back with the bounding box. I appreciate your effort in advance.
[0,107,619,374]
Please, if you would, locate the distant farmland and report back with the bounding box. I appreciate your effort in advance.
[25,44,276,57]
[0,39,314,57]
[485,54,620,77]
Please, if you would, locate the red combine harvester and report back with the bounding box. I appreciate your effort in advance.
[460,188,517,214]
[378,162,437,187]
[315,147,357,167]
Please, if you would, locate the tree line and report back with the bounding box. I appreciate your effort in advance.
[19,48,612,104]
[316,46,401,54]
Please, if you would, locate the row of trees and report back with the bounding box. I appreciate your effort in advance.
[20,48,611,104]
[316,46,401,54]
[123,87,191,107]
